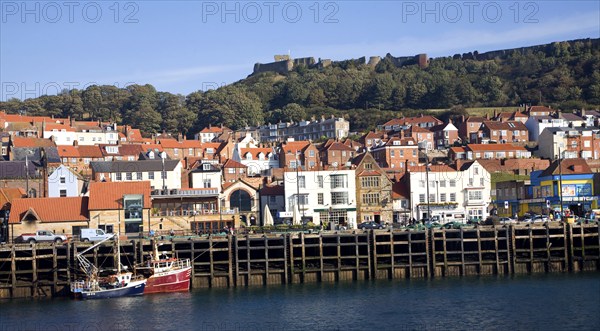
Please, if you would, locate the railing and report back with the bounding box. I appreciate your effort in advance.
[152,208,238,217]
[151,188,219,197]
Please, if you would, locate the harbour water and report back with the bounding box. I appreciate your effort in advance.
[1,273,598,331]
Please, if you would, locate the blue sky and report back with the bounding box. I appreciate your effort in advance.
[1,0,599,101]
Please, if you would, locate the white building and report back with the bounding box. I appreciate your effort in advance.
[283,168,357,228]
[525,116,567,141]
[408,160,492,222]
[189,163,222,194]
[44,123,119,146]
[90,160,182,191]
[47,165,85,197]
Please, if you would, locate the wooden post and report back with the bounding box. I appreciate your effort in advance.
[319,233,324,281]
[31,244,37,297]
[529,226,534,273]
[246,235,251,285]
[190,239,196,286]
[300,232,306,282]
[228,235,233,287]
[510,225,516,274]
[477,227,482,274]
[567,223,574,272]
[283,234,288,284]
[371,230,378,279]
[209,236,214,287]
[355,232,360,280]
[407,230,412,278]
[460,227,465,276]
[52,244,58,295]
[389,231,395,279]
[494,227,501,274]
[442,229,448,277]
[264,236,269,285]
[10,245,16,295]
[288,234,294,284]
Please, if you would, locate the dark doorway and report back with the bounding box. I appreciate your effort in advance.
[230,190,252,211]
[374,214,381,223]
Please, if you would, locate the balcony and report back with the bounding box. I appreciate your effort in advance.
[151,188,219,198]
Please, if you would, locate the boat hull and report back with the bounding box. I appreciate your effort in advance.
[73,280,146,300]
[144,266,192,294]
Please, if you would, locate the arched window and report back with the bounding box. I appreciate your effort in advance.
[230,190,252,211]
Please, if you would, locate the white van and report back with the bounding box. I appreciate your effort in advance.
[80,228,114,242]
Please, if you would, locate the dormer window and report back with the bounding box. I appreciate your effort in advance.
[203,163,211,171]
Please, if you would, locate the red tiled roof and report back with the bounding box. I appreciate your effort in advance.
[222,159,246,168]
[467,144,527,152]
[88,181,152,210]
[77,145,104,158]
[45,123,75,132]
[240,148,274,158]
[159,139,203,149]
[11,137,56,148]
[0,187,26,209]
[392,181,409,199]
[282,141,311,154]
[260,184,284,195]
[200,126,226,133]
[57,146,80,158]
[325,142,355,151]
[8,197,88,224]
[450,147,466,153]
[481,120,527,131]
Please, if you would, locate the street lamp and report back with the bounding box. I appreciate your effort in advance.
[160,152,167,194]
[418,142,431,221]
[554,143,565,218]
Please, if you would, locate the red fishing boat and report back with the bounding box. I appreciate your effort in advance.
[137,243,192,294]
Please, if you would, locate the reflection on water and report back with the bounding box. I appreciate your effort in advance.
[1,273,599,331]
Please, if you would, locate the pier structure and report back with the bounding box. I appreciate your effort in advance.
[0,223,598,298]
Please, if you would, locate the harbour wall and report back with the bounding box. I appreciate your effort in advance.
[0,223,598,299]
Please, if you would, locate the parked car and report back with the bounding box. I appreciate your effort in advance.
[15,230,68,244]
[357,221,384,230]
[80,228,114,242]
[499,217,517,224]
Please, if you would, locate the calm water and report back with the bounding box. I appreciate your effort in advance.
[1,273,599,331]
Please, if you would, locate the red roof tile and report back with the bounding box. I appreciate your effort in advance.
[88,181,152,210]
[8,197,88,224]
[11,137,56,148]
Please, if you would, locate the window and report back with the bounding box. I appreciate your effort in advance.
[450,180,456,187]
[309,150,315,157]
[174,148,179,156]
[330,174,347,189]
[362,193,380,205]
[390,150,395,157]
[59,189,67,197]
[439,180,446,187]
[480,178,484,186]
[468,190,482,200]
[584,140,591,148]
[149,172,154,179]
[203,179,211,188]
[60,176,66,184]
[361,176,380,188]
[318,193,324,205]
[317,175,323,188]
[450,193,456,202]
[429,194,435,203]
[228,168,235,174]
[331,192,348,205]
[440,193,446,202]
[309,161,315,168]
[429,181,435,188]
[161,171,167,179]
[419,194,425,203]
[419,180,425,188]
[189,148,193,155]
[468,178,473,186]
[474,167,479,175]
[126,173,132,181]
[116,173,122,180]
[298,176,306,189]
[137,172,142,180]
[365,163,373,170]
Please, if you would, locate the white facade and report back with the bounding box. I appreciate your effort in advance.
[283,169,357,228]
[525,117,566,141]
[44,129,119,146]
[408,161,492,222]
[48,165,82,197]
[98,162,182,191]
[189,164,222,194]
